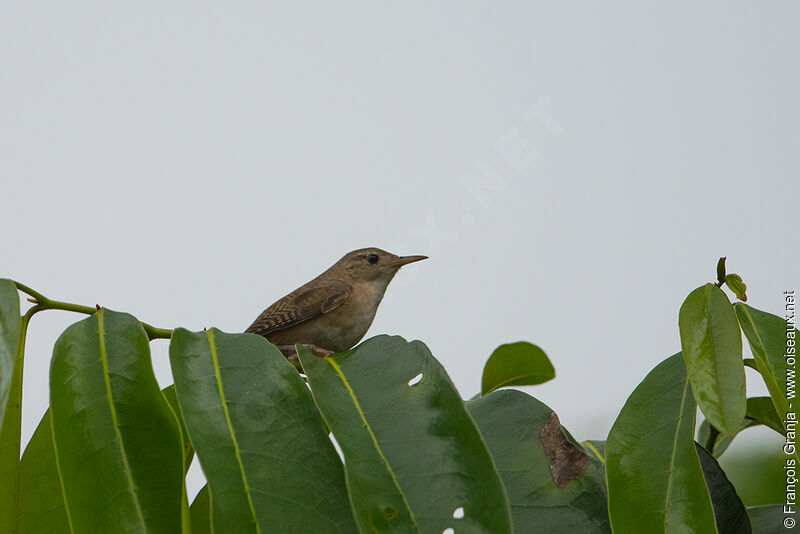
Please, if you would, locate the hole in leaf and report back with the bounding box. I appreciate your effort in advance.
[408,373,423,387]
[382,506,398,520]
[452,506,464,519]
[442,528,455,534]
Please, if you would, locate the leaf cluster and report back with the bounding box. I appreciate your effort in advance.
[0,258,792,532]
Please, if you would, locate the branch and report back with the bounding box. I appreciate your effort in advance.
[12,281,173,340]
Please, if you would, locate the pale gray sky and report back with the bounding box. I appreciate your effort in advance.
[2,2,797,498]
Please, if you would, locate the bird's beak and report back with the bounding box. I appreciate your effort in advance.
[391,255,428,267]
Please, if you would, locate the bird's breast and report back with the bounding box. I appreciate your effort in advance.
[324,280,385,346]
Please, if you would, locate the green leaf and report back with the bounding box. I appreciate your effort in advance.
[746,505,785,533]
[582,440,606,464]
[606,353,718,533]
[0,279,20,429]
[679,283,746,435]
[18,410,69,534]
[298,335,513,534]
[695,443,751,533]
[162,385,194,471]
[698,397,786,458]
[696,418,758,458]
[724,274,747,302]
[745,397,784,435]
[17,401,183,533]
[0,279,22,533]
[50,309,185,533]
[481,341,555,395]
[467,390,610,533]
[189,486,210,534]
[734,303,795,434]
[716,257,727,286]
[169,329,355,534]
[17,395,192,534]
[160,384,193,534]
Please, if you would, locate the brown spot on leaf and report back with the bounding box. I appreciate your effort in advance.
[539,411,591,488]
[382,506,398,521]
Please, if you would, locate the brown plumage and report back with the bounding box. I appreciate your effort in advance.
[246,247,426,356]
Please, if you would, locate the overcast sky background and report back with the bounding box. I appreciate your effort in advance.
[2,2,797,499]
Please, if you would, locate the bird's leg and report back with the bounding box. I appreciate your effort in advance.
[303,344,334,357]
[275,344,334,360]
[275,344,332,374]
[283,350,303,372]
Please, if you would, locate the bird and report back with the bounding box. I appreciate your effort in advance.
[245,247,427,363]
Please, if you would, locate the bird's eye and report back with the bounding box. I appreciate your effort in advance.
[367,254,379,264]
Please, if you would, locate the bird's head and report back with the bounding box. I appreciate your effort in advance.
[337,247,427,283]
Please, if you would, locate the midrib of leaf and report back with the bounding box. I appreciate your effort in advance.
[735,306,799,466]
[582,441,604,464]
[704,287,725,413]
[325,358,421,534]
[206,329,261,534]
[704,286,738,429]
[662,379,718,533]
[97,311,147,531]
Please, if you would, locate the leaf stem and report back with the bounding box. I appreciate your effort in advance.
[11,281,172,340]
[704,424,720,453]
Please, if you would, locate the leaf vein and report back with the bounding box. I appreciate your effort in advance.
[206,329,262,533]
[325,358,421,534]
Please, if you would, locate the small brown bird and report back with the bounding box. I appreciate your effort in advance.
[246,247,427,361]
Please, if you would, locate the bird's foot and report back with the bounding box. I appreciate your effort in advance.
[275,344,334,361]
[274,344,333,373]
[303,344,334,358]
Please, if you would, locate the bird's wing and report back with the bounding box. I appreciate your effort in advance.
[245,280,352,337]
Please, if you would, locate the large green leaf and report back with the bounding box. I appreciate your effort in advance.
[734,303,796,432]
[298,335,513,534]
[0,281,24,534]
[695,443,751,533]
[467,389,610,533]
[606,353,718,533]
[11,389,186,534]
[18,410,69,534]
[481,342,555,395]
[169,328,355,534]
[679,283,746,435]
[0,279,20,429]
[50,309,185,533]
